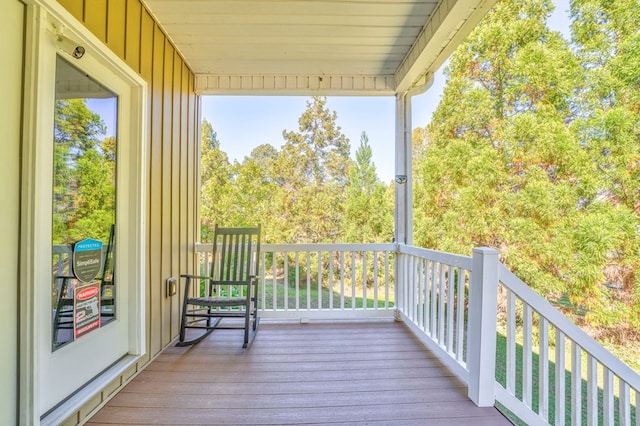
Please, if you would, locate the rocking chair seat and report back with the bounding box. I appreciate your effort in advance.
[188,295,250,307]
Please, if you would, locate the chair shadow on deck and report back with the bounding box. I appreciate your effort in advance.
[178,225,261,348]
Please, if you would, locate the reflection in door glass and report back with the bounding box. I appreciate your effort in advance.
[51,56,118,351]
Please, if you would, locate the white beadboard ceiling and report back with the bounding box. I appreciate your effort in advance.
[142,0,497,95]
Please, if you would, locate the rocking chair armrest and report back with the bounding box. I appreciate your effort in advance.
[179,274,260,284]
[179,274,211,281]
[180,274,260,282]
[250,275,261,286]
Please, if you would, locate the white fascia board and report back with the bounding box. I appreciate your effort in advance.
[194,74,396,96]
[394,0,498,94]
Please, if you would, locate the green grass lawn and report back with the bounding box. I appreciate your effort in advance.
[495,333,638,425]
[260,279,394,310]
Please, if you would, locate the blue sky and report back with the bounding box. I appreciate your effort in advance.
[200,78,443,183]
[201,0,570,183]
[202,94,424,183]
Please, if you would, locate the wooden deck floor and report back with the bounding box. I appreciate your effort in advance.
[87,320,511,425]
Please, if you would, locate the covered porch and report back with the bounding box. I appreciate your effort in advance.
[87,321,510,425]
[83,243,640,425]
[7,0,638,424]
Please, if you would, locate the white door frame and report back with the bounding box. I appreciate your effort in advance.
[20,1,147,422]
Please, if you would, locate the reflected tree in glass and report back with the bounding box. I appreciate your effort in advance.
[51,56,117,350]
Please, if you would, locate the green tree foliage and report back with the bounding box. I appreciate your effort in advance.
[413,0,639,336]
[199,118,232,240]
[343,132,393,243]
[227,144,279,241]
[570,0,640,329]
[53,99,115,244]
[201,98,394,244]
[274,96,352,243]
[280,96,351,187]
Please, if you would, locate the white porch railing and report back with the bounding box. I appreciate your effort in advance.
[195,243,396,320]
[395,244,474,381]
[496,263,640,425]
[194,242,640,425]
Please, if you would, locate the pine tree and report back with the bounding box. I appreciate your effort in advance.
[226,144,280,242]
[53,99,114,244]
[274,97,351,243]
[413,0,640,337]
[344,132,393,243]
[414,0,585,297]
[200,118,232,240]
[569,0,640,329]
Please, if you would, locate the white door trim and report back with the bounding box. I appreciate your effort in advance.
[20,1,148,422]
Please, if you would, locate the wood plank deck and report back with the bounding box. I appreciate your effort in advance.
[86,320,511,425]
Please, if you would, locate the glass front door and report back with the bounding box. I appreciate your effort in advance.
[39,52,134,414]
[51,56,118,350]
[23,7,146,419]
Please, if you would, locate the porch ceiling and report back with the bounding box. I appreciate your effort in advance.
[142,0,497,95]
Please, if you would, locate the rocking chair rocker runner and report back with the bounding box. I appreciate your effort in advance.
[178,225,261,348]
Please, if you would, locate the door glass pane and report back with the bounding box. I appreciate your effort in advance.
[51,56,118,351]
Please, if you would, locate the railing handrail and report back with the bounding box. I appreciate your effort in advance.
[499,263,640,392]
[52,244,72,255]
[393,243,639,424]
[196,242,396,252]
[396,243,473,269]
[195,241,397,320]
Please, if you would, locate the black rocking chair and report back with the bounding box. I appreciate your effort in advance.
[178,225,261,348]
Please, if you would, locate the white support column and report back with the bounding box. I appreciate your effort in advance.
[394,92,412,245]
[467,247,500,407]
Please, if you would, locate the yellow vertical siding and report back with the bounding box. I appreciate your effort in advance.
[83,0,107,40]
[161,38,174,346]
[125,0,141,76]
[180,62,191,324]
[171,51,182,335]
[149,22,165,357]
[62,0,83,21]
[139,9,154,81]
[106,0,126,59]
[55,1,200,423]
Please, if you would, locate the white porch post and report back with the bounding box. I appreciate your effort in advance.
[467,247,500,407]
[394,92,412,245]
